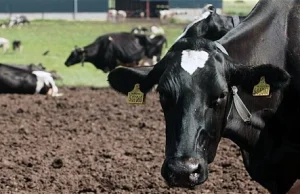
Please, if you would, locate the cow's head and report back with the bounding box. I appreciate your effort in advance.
[175,4,237,42]
[64,46,86,67]
[108,37,290,188]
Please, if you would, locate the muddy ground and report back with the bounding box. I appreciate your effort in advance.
[0,87,275,193]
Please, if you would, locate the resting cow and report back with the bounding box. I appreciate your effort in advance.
[6,63,62,80]
[108,0,300,193]
[0,63,61,96]
[64,32,167,72]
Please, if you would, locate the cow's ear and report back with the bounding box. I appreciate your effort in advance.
[229,64,290,94]
[108,66,155,95]
[203,4,216,14]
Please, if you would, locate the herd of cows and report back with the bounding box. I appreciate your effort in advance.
[1,0,300,193]
[0,18,168,97]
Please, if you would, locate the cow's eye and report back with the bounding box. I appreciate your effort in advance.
[211,99,219,108]
[219,92,227,99]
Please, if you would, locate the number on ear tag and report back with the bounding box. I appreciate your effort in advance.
[252,76,270,96]
[127,84,144,104]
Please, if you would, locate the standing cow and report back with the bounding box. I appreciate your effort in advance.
[64,32,167,72]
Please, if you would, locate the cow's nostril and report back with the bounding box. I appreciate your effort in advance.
[189,172,200,183]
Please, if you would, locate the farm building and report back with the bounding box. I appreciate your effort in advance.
[0,0,221,18]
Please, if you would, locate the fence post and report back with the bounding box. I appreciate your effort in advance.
[73,0,78,20]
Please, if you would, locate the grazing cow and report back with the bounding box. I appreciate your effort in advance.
[12,40,22,52]
[65,32,167,72]
[0,63,61,96]
[107,9,127,22]
[8,15,30,28]
[134,33,168,64]
[131,26,149,35]
[108,0,300,193]
[0,37,9,53]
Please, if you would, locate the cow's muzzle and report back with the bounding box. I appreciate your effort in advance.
[161,157,208,188]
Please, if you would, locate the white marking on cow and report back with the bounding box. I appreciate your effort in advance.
[152,56,158,64]
[133,29,139,34]
[174,11,211,43]
[181,50,209,75]
[150,34,156,39]
[32,71,60,96]
[0,37,9,52]
[108,36,114,41]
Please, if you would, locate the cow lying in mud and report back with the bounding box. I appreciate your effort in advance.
[0,63,62,96]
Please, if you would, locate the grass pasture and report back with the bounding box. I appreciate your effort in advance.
[0,20,182,87]
[223,0,259,16]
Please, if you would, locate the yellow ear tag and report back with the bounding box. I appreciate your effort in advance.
[252,76,270,96]
[127,84,144,104]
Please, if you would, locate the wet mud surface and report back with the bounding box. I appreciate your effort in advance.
[0,87,271,193]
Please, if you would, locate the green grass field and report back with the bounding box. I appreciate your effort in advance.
[223,0,258,16]
[0,20,182,87]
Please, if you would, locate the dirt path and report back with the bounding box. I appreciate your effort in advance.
[0,87,269,193]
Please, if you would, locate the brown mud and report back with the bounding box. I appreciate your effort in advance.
[0,87,273,193]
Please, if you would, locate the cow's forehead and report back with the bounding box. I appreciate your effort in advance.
[180,50,209,75]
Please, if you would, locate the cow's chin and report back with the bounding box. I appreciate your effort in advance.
[165,169,208,189]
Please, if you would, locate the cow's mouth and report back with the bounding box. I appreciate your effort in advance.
[161,157,208,188]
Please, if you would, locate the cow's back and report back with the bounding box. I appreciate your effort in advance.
[102,32,145,63]
[0,64,36,94]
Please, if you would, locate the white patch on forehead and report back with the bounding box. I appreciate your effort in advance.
[174,11,211,43]
[181,50,209,75]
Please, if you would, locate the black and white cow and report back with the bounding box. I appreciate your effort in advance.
[131,26,149,34]
[108,0,300,193]
[64,32,167,72]
[8,15,30,28]
[0,63,61,96]
[6,63,62,80]
[134,33,168,65]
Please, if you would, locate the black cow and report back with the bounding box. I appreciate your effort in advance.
[175,4,245,42]
[108,0,300,193]
[64,32,167,72]
[134,33,168,64]
[12,40,22,51]
[0,63,61,96]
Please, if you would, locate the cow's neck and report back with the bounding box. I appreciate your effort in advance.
[223,87,283,153]
[82,44,102,67]
[218,0,292,68]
